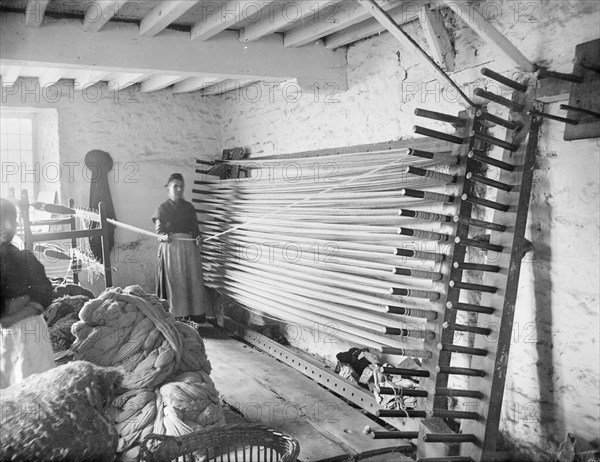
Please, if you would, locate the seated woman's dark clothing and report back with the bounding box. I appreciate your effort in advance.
[0,242,53,317]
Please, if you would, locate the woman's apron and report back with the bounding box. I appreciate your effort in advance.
[0,315,55,389]
[157,233,212,317]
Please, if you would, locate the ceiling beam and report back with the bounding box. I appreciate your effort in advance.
[173,77,223,94]
[140,75,185,92]
[25,0,50,27]
[240,0,341,42]
[82,0,122,33]
[38,68,65,87]
[421,3,454,71]
[108,73,147,91]
[200,79,258,95]
[1,66,22,86]
[74,70,110,89]
[283,0,397,48]
[0,13,347,89]
[442,1,535,71]
[324,3,447,49]
[191,0,278,42]
[140,1,201,37]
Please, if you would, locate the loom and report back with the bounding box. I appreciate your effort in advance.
[194,62,594,461]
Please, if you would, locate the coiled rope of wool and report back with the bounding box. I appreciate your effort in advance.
[72,285,184,389]
[71,285,223,461]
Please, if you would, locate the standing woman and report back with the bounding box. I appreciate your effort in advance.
[152,173,211,323]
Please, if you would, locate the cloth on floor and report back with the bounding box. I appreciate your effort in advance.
[0,360,122,462]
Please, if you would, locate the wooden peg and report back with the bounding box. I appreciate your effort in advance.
[400,188,455,203]
[446,301,495,315]
[407,166,458,183]
[471,130,519,151]
[438,343,488,356]
[480,67,528,92]
[443,322,492,336]
[468,150,516,171]
[380,366,431,377]
[390,287,441,300]
[559,104,600,119]
[473,88,525,112]
[462,193,510,212]
[423,433,478,443]
[414,108,469,126]
[455,236,504,253]
[435,388,484,399]
[476,109,520,130]
[436,366,486,377]
[537,69,584,83]
[413,125,465,144]
[453,214,507,233]
[449,280,498,293]
[528,109,579,125]
[453,261,501,272]
[466,172,513,192]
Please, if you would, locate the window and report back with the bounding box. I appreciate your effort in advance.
[0,113,35,200]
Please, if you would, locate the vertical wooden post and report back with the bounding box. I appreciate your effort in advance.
[68,198,79,285]
[20,189,33,251]
[98,202,113,288]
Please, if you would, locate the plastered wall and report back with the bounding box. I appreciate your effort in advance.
[219,0,600,458]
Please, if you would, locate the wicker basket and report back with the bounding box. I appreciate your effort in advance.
[137,423,300,462]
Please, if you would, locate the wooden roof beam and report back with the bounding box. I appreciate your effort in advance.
[200,79,258,95]
[140,75,185,92]
[240,0,342,42]
[38,68,65,87]
[82,1,123,33]
[1,65,22,86]
[421,3,454,71]
[140,1,201,37]
[107,73,147,91]
[191,0,279,42]
[25,0,50,27]
[325,2,446,49]
[0,14,347,89]
[74,70,110,89]
[173,77,223,94]
[284,0,397,48]
[442,1,535,71]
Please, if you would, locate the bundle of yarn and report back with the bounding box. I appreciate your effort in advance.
[71,285,223,460]
[0,361,123,462]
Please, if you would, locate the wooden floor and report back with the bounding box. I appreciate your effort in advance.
[202,326,415,462]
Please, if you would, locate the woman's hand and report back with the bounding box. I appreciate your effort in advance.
[0,298,43,327]
[159,233,172,243]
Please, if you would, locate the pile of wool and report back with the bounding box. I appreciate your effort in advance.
[71,285,224,460]
[108,371,224,460]
[0,361,122,462]
[44,295,90,351]
[52,282,95,300]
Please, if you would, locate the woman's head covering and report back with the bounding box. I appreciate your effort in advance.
[0,198,17,220]
[165,173,184,187]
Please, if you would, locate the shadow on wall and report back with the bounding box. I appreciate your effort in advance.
[530,161,556,444]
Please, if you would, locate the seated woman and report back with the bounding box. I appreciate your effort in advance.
[0,198,55,388]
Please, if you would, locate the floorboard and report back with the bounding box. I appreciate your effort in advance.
[203,328,406,461]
